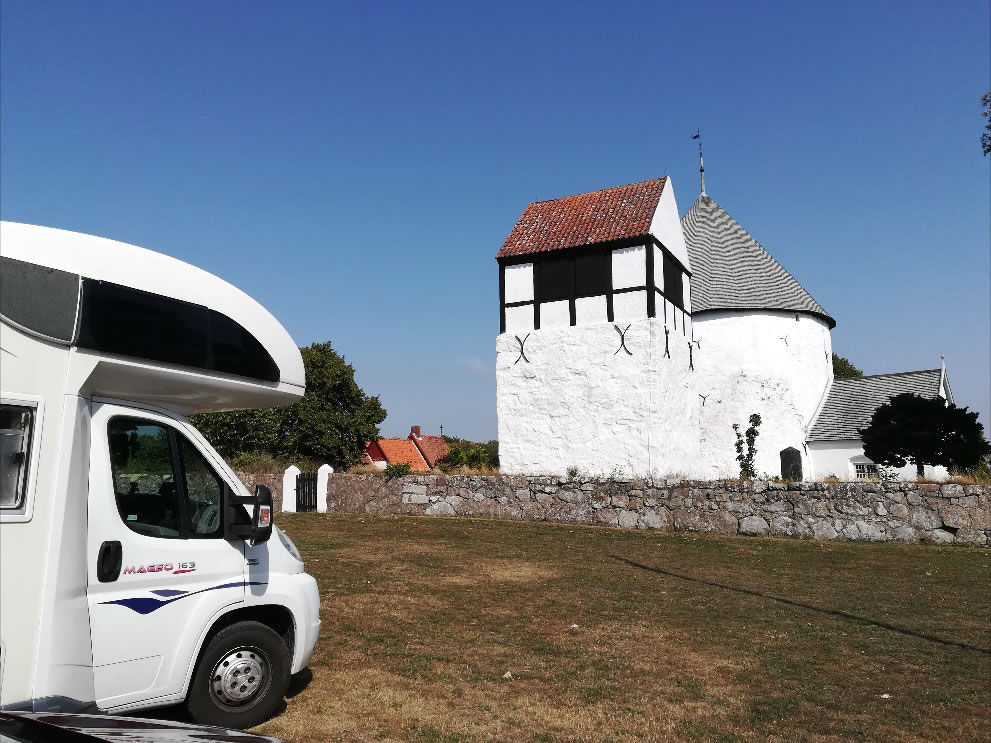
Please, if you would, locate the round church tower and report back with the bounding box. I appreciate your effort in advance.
[681,194,835,481]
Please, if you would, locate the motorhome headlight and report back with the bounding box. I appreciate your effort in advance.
[275,525,303,563]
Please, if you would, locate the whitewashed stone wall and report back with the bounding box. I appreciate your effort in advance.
[318,474,991,547]
[689,310,833,479]
[497,310,832,480]
[497,317,694,477]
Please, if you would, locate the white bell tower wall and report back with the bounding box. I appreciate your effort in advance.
[496,317,697,477]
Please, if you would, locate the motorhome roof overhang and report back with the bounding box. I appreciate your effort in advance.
[0,221,305,412]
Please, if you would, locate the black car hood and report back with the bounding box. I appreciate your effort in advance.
[2,712,284,743]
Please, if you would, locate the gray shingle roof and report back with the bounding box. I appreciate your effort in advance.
[807,369,945,441]
[681,194,835,328]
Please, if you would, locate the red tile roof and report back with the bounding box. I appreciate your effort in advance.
[374,438,430,472]
[410,435,449,468]
[497,178,666,259]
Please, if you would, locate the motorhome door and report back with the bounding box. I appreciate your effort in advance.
[85,402,246,710]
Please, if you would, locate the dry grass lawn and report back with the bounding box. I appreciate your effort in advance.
[252,514,990,743]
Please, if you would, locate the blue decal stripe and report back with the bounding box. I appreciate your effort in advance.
[149,589,188,597]
[101,581,267,615]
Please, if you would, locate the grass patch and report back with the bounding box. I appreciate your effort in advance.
[254,514,991,743]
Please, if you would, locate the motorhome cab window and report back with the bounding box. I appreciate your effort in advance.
[177,436,224,537]
[109,418,227,539]
[0,404,33,510]
[110,420,183,537]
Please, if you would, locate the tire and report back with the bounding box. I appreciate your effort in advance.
[186,620,291,729]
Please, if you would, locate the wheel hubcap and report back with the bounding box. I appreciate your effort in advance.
[210,646,269,707]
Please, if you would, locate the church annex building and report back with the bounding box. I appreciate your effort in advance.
[494,176,953,481]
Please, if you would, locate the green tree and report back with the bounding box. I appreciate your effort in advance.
[191,341,386,470]
[190,408,283,458]
[832,353,863,379]
[860,393,990,478]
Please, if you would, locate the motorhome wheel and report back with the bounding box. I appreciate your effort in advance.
[187,620,291,728]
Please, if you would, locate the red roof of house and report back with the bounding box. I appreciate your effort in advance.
[410,435,449,468]
[374,438,429,472]
[497,177,666,259]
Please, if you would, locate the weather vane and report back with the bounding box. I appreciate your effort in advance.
[691,130,706,195]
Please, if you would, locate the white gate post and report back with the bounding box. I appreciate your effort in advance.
[316,464,333,513]
[282,465,301,512]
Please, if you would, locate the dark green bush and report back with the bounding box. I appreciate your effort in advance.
[438,444,491,472]
[385,463,412,481]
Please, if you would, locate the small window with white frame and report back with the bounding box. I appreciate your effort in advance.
[854,462,879,480]
[0,403,34,511]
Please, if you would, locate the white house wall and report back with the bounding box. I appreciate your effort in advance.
[649,178,691,272]
[808,440,948,481]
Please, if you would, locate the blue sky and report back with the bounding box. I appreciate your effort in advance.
[2,0,988,441]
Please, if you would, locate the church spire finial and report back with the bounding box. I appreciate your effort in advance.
[691,130,706,195]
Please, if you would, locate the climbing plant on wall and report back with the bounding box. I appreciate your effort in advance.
[733,414,762,479]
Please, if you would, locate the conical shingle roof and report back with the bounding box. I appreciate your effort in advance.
[681,195,834,327]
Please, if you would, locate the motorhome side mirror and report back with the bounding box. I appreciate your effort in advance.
[250,484,273,546]
[224,484,273,545]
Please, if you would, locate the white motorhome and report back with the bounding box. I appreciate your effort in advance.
[0,222,320,729]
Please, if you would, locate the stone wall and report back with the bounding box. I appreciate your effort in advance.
[236,471,284,512]
[309,474,990,547]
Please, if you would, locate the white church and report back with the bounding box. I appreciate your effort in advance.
[495,175,953,481]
